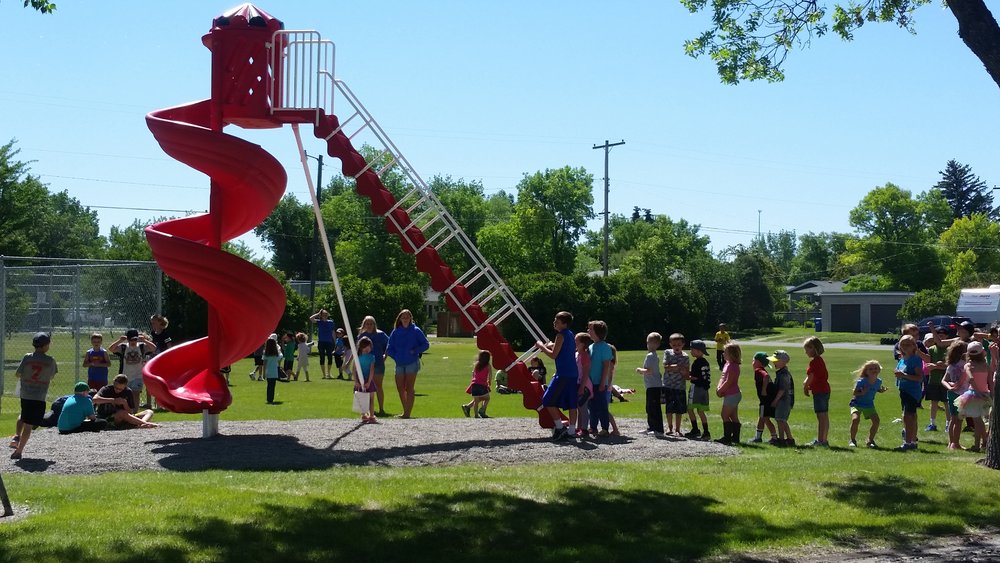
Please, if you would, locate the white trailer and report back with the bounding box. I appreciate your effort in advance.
[957,285,1000,326]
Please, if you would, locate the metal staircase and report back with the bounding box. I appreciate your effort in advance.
[268,30,555,423]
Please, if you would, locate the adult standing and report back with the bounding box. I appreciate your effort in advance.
[714,323,731,371]
[310,309,337,380]
[386,309,429,419]
[358,315,390,416]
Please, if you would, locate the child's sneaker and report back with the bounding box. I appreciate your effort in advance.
[867,440,878,449]
[784,438,796,448]
[768,437,782,446]
[849,439,858,447]
[478,410,490,419]
[925,423,938,432]
[750,436,763,443]
[699,431,711,441]
[461,404,471,417]
[597,430,610,438]
[684,429,702,439]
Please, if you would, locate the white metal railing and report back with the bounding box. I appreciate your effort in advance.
[269,28,549,365]
[270,30,335,123]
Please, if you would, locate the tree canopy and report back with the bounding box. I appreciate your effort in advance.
[933,159,996,221]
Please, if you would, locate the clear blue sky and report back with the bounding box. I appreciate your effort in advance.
[4,1,999,261]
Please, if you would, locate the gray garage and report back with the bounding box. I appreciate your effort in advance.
[819,292,914,333]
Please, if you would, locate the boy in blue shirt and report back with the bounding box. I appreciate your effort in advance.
[57,382,107,434]
[587,320,613,438]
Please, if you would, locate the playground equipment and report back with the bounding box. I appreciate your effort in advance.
[143,4,555,431]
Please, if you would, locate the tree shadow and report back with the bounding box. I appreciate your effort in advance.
[10,459,55,473]
[170,487,781,562]
[147,434,559,472]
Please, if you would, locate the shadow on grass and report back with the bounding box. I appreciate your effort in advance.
[171,487,778,562]
[146,434,556,472]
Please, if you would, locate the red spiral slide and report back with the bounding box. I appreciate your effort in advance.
[142,99,286,414]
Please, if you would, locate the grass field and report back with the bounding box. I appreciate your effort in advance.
[2,335,999,561]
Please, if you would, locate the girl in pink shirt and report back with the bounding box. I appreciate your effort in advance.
[955,342,993,452]
[462,351,492,418]
[715,341,743,444]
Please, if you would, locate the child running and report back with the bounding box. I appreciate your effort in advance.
[848,360,886,448]
[635,332,664,436]
[9,333,57,460]
[355,336,378,424]
[294,332,314,382]
[686,340,711,440]
[462,350,493,418]
[802,336,831,447]
[940,340,968,449]
[955,341,993,452]
[715,341,742,444]
[535,311,580,441]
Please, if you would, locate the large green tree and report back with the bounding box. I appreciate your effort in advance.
[933,159,996,221]
[515,167,595,274]
[788,231,851,285]
[682,0,1000,89]
[839,183,948,291]
[253,194,314,279]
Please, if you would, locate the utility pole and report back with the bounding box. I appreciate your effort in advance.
[593,139,625,276]
[757,209,762,242]
[305,152,324,319]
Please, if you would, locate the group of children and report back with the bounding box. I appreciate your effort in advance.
[501,315,996,450]
[250,328,349,385]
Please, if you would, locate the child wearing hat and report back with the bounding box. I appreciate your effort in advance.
[9,332,58,459]
[686,340,711,440]
[768,350,795,447]
[752,352,777,444]
[57,382,107,434]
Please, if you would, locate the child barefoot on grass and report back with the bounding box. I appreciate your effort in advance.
[462,350,493,418]
[849,360,885,448]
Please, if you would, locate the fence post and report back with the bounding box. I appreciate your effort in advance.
[73,265,81,383]
[156,266,163,315]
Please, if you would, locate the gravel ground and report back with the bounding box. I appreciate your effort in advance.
[1,416,735,475]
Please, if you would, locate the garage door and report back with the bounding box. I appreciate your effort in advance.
[870,304,901,334]
[831,304,861,333]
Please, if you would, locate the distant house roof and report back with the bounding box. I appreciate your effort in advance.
[787,280,846,296]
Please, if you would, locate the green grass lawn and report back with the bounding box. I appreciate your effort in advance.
[2,336,998,561]
[742,326,887,345]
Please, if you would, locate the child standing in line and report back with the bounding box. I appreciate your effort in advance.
[686,340,711,440]
[940,340,969,449]
[662,333,690,436]
[587,320,614,438]
[333,328,347,379]
[263,338,282,404]
[355,336,378,424]
[635,332,664,436]
[9,333,57,460]
[83,332,111,392]
[715,341,742,445]
[955,341,993,452]
[894,335,924,451]
[848,360,885,448]
[769,350,795,447]
[295,332,314,382]
[462,350,493,418]
[575,332,593,438]
[714,323,731,371]
[802,336,831,447]
[281,332,297,381]
[608,345,621,436]
[924,328,951,432]
[535,311,580,441]
[751,352,777,444]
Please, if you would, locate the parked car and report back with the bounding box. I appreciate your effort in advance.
[915,315,973,338]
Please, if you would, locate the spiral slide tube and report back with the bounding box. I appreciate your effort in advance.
[142,100,286,414]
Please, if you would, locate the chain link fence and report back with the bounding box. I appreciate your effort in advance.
[0,257,162,412]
